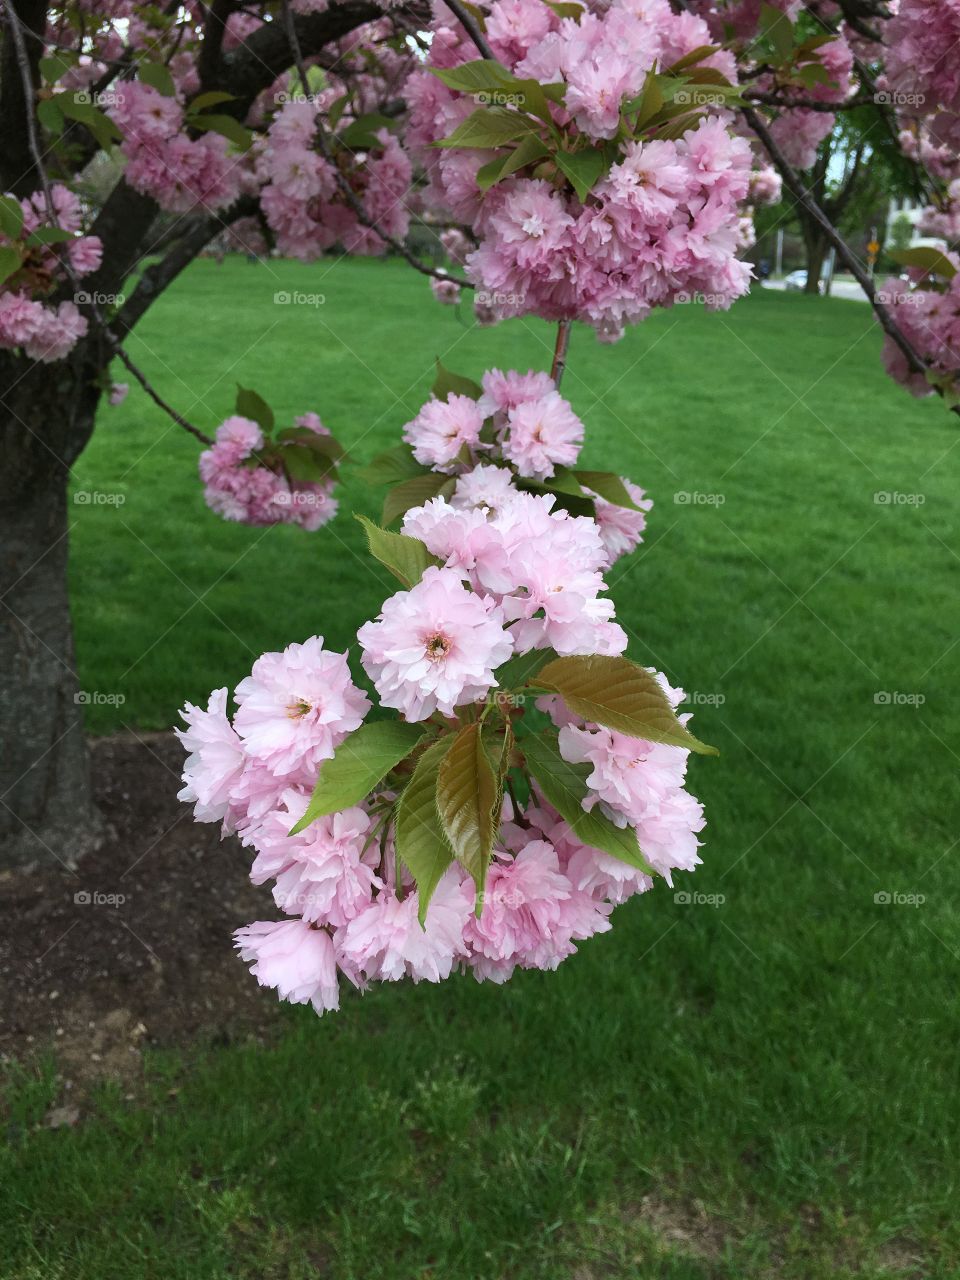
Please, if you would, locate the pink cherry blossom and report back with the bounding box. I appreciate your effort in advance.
[234,919,341,1014]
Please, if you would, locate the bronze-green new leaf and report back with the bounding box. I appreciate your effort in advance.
[437,723,499,909]
[536,655,718,754]
[396,737,456,925]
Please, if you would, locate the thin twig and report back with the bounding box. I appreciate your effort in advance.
[279,0,474,290]
[2,0,211,443]
[550,319,572,388]
[443,0,495,60]
[744,104,960,417]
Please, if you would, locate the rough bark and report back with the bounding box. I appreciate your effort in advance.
[0,348,103,868]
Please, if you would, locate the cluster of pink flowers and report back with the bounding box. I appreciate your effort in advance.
[764,31,854,171]
[401,367,651,564]
[106,81,244,214]
[406,0,753,339]
[258,99,412,258]
[179,632,704,1014]
[199,412,338,529]
[0,184,98,362]
[879,257,960,399]
[883,0,960,153]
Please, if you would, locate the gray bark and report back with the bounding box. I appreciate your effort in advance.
[0,349,103,868]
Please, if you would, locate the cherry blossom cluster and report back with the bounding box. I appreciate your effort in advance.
[399,366,651,566]
[0,184,99,362]
[879,254,960,400]
[882,0,960,154]
[106,81,246,214]
[407,0,754,340]
[258,100,412,259]
[178,512,706,1013]
[199,411,339,529]
[766,31,855,171]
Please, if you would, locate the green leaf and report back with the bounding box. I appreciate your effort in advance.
[759,1,793,61]
[25,226,74,246]
[0,245,23,288]
[437,723,499,907]
[359,444,429,485]
[889,248,957,280]
[631,73,664,128]
[396,737,456,925]
[432,358,482,402]
[192,113,252,150]
[37,97,65,135]
[545,465,587,497]
[0,196,24,241]
[382,472,455,526]
[281,448,336,483]
[39,52,77,83]
[289,721,426,834]
[189,90,238,113]
[55,93,122,147]
[536,655,718,754]
[542,0,585,18]
[235,385,274,433]
[554,147,605,202]
[477,133,552,189]
[139,60,176,97]
[436,106,542,150]
[430,59,522,95]
[667,44,720,73]
[574,470,641,510]
[493,647,561,693]
[338,112,397,149]
[275,426,345,461]
[355,515,441,588]
[523,733,656,874]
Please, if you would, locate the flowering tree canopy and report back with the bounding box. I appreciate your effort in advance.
[1,0,958,995]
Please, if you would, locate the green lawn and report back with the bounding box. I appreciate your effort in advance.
[3,257,959,1278]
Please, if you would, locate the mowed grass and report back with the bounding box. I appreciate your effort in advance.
[3,256,959,1278]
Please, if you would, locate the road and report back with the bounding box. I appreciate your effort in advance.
[762,278,871,302]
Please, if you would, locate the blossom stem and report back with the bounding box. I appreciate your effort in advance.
[550,320,572,389]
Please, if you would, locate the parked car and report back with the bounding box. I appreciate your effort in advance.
[784,269,825,293]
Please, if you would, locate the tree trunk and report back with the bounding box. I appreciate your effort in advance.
[1,347,103,868]
[801,223,828,295]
